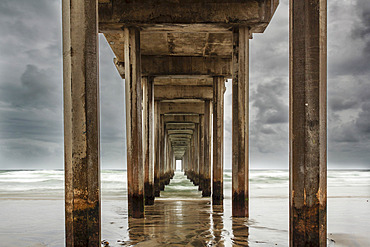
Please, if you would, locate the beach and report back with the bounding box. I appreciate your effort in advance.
[0,170,369,246]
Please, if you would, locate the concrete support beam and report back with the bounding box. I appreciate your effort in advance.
[212,77,225,203]
[159,115,165,191]
[143,77,155,205]
[193,123,200,186]
[167,129,194,135]
[154,85,213,100]
[164,115,200,124]
[124,27,144,218]
[232,26,249,217]
[154,101,161,197]
[98,1,279,33]
[198,115,205,191]
[203,100,212,197]
[166,123,195,130]
[115,56,232,78]
[159,102,205,115]
[62,0,100,245]
[289,1,327,245]
[154,78,213,86]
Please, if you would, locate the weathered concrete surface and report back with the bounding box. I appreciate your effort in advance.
[62,0,101,245]
[232,26,249,217]
[124,27,144,218]
[99,0,278,33]
[198,115,205,191]
[143,77,155,205]
[289,0,327,246]
[154,101,161,197]
[212,78,224,202]
[203,100,212,198]
[113,56,232,78]
[159,115,165,191]
[160,102,205,115]
[154,85,213,100]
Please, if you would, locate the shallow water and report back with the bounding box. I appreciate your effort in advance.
[101,173,288,246]
[0,169,369,246]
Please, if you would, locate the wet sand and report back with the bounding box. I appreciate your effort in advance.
[0,170,369,246]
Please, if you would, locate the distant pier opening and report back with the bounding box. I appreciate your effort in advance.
[176,160,182,171]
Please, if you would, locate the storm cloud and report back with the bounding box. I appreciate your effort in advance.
[0,0,369,169]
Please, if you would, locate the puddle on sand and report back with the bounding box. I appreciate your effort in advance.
[116,200,250,246]
[110,172,250,246]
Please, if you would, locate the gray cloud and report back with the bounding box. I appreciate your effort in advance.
[0,65,61,109]
[252,79,288,126]
[0,0,369,169]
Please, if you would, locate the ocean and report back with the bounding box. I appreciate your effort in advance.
[0,169,369,246]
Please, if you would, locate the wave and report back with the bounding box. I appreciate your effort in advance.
[1,170,369,196]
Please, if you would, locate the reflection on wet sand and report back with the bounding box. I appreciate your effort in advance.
[117,201,249,246]
[231,217,249,246]
[115,172,249,246]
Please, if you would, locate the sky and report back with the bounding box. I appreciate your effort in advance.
[0,0,369,170]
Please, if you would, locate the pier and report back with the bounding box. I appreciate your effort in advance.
[62,0,327,246]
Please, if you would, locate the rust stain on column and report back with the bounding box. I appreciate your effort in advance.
[198,114,205,191]
[63,0,101,245]
[232,26,249,217]
[193,123,200,186]
[154,101,161,197]
[203,100,211,198]
[212,78,224,203]
[124,27,144,218]
[159,115,165,191]
[289,0,327,245]
[143,77,155,205]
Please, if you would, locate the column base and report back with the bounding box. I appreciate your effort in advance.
[212,181,223,205]
[232,191,248,217]
[144,182,155,205]
[128,193,144,218]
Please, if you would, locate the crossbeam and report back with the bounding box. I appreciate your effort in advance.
[160,102,205,114]
[114,56,232,78]
[155,85,213,100]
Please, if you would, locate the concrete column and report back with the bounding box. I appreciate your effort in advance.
[199,115,205,191]
[203,100,212,197]
[143,77,155,205]
[289,1,327,245]
[184,149,188,175]
[62,0,100,245]
[194,123,200,186]
[159,115,165,190]
[232,26,249,217]
[164,129,170,185]
[124,27,144,218]
[212,77,224,203]
[154,101,161,197]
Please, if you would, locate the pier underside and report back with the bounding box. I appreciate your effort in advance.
[62,0,327,246]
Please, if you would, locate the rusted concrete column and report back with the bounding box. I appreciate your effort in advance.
[212,77,224,203]
[181,156,184,172]
[289,1,327,245]
[189,133,195,183]
[198,115,205,191]
[154,101,161,197]
[62,0,100,245]
[143,77,155,205]
[159,115,165,190]
[203,100,212,197]
[124,27,144,218]
[193,123,200,186]
[183,149,188,175]
[232,26,249,217]
[164,131,170,185]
